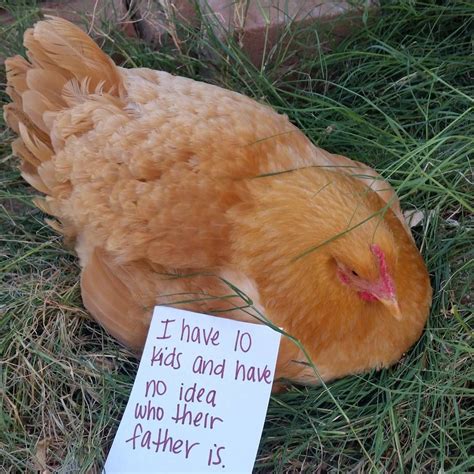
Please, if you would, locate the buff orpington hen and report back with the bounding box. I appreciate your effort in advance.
[4,17,432,384]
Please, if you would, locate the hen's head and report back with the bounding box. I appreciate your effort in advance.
[332,239,401,320]
[231,166,432,382]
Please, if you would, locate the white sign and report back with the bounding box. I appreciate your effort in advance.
[104,307,281,473]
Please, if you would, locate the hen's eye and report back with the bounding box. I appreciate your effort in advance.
[351,270,359,277]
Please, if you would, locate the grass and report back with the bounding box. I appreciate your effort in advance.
[0,0,473,472]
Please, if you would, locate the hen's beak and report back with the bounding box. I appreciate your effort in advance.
[379,297,402,321]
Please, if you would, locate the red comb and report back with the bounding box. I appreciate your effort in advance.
[370,244,395,297]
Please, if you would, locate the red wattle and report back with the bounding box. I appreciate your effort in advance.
[358,291,378,301]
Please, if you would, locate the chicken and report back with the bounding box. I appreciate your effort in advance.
[4,17,432,384]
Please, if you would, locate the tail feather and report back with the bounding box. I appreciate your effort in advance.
[23,29,68,76]
[21,90,58,133]
[5,55,30,105]
[31,17,123,95]
[26,69,68,107]
[4,16,124,202]
[18,122,53,163]
[20,161,50,194]
[3,100,50,143]
[3,104,20,133]
[11,137,41,168]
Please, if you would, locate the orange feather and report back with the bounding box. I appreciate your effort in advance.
[3,17,431,385]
